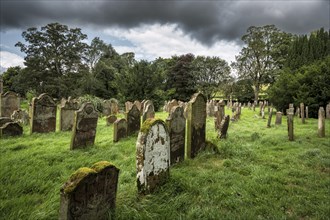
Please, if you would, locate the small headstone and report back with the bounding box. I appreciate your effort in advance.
[30,93,57,133]
[186,93,206,158]
[113,118,127,142]
[11,109,29,125]
[0,91,20,117]
[287,112,294,141]
[218,115,230,139]
[142,103,155,123]
[166,106,185,165]
[70,102,98,149]
[267,108,273,127]
[59,161,119,220]
[136,119,170,194]
[0,122,23,137]
[106,115,117,126]
[318,107,325,137]
[125,104,140,136]
[275,112,282,125]
[59,98,80,131]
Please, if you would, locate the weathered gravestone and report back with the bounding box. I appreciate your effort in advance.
[103,100,112,116]
[167,99,178,113]
[318,107,325,137]
[142,103,155,123]
[30,93,57,134]
[186,93,206,158]
[0,117,13,127]
[125,101,133,112]
[287,112,294,141]
[110,98,119,115]
[218,115,230,139]
[113,118,127,142]
[106,115,117,126]
[136,119,170,194]
[207,100,215,117]
[166,106,185,165]
[0,122,23,137]
[275,112,282,125]
[11,109,29,125]
[300,103,305,123]
[306,106,309,119]
[134,100,142,112]
[59,98,80,131]
[70,102,98,149]
[0,91,20,117]
[59,161,119,220]
[267,108,273,128]
[326,103,330,119]
[125,104,140,136]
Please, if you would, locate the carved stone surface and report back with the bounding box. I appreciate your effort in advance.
[186,93,206,158]
[60,98,80,131]
[0,91,20,117]
[70,102,98,149]
[0,122,23,137]
[113,118,127,142]
[275,112,282,125]
[318,107,325,137]
[106,115,117,126]
[166,106,185,165]
[125,104,140,136]
[11,109,29,125]
[30,93,57,133]
[136,119,170,194]
[218,115,230,139]
[59,161,119,220]
[142,103,155,123]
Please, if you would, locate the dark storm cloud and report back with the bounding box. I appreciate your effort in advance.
[1,0,329,45]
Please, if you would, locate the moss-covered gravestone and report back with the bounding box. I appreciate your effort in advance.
[0,122,23,138]
[113,118,127,142]
[59,98,80,131]
[125,104,140,136]
[186,93,206,158]
[30,93,56,134]
[0,91,20,117]
[166,106,185,165]
[136,119,170,194]
[59,161,119,220]
[70,102,98,149]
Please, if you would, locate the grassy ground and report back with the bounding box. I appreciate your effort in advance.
[0,107,329,219]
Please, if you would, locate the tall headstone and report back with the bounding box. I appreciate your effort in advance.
[136,119,170,194]
[267,108,273,127]
[318,107,325,137]
[59,161,119,220]
[218,115,230,139]
[275,112,282,125]
[70,102,98,149]
[326,103,330,119]
[0,91,20,117]
[0,122,23,137]
[30,93,56,133]
[125,104,140,136]
[113,118,127,142]
[166,106,185,165]
[59,98,80,131]
[287,112,294,141]
[142,103,155,123]
[186,93,206,158]
[300,103,305,123]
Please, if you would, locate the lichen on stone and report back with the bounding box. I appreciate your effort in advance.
[140,118,167,134]
[63,167,96,193]
[91,161,114,173]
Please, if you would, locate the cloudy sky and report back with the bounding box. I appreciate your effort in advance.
[0,0,329,72]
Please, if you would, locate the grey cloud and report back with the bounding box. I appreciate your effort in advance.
[1,0,328,45]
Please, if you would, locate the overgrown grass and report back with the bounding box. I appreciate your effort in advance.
[1,107,329,219]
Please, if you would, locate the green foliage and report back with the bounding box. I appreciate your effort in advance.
[232,79,255,102]
[77,95,104,113]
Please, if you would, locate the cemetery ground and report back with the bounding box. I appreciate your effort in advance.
[1,107,329,219]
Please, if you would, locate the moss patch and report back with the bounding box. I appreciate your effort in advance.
[63,167,96,193]
[140,118,166,134]
[91,161,114,173]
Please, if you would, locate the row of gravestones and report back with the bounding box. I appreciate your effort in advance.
[59,93,208,219]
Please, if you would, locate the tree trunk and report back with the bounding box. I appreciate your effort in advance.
[254,85,259,102]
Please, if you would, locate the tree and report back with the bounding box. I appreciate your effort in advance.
[15,22,89,97]
[193,56,231,100]
[232,79,255,103]
[232,25,291,102]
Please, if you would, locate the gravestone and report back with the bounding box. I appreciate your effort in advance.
[318,107,325,137]
[287,112,294,141]
[261,107,265,119]
[300,103,305,123]
[11,109,29,125]
[166,106,185,165]
[142,103,155,123]
[106,115,117,126]
[186,93,206,158]
[218,115,230,139]
[30,93,57,133]
[59,161,119,220]
[207,100,215,117]
[142,100,153,114]
[136,119,170,194]
[70,102,98,149]
[110,98,119,115]
[296,107,300,118]
[306,106,309,119]
[125,104,140,136]
[102,100,112,116]
[59,98,80,131]
[326,103,330,119]
[0,122,23,137]
[0,117,13,127]
[125,101,133,112]
[267,108,273,127]
[0,91,20,117]
[167,99,178,113]
[113,118,127,142]
[275,112,282,125]
[134,100,142,112]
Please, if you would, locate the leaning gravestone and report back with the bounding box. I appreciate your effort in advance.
[113,118,127,142]
[218,115,230,139]
[59,98,80,131]
[136,119,170,194]
[142,103,155,123]
[30,93,57,134]
[166,106,185,165]
[186,93,206,158]
[0,91,20,117]
[125,104,140,136]
[59,161,119,220]
[318,107,325,137]
[0,122,23,138]
[70,102,98,149]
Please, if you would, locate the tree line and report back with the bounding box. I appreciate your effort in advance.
[2,23,329,116]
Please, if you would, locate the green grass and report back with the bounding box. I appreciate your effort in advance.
[1,108,329,219]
